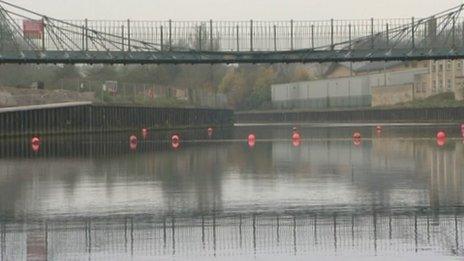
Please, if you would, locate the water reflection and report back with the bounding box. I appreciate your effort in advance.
[1,210,463,260]
[0,124,463,259]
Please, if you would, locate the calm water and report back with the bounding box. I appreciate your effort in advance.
[0,124,463,260]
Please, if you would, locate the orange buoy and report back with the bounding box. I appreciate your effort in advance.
[129,135,138,151]
[31,136,41,153]
[171,134,181,149]
[142,128,149,139]
[248,134,256,148]
[207,127,214,137]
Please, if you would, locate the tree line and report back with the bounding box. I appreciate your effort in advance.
[0,63,314,109]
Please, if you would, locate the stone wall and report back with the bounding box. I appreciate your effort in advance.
[372,84,414,107]
[455,77,464,101]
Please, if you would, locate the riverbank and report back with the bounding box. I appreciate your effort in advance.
[236,106,464,123]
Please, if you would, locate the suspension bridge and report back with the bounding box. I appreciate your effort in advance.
[0,1,464,64]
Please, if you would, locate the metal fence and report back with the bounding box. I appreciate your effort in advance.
[0,103,234,136]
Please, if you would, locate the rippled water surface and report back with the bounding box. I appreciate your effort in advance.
[0,124,463,260]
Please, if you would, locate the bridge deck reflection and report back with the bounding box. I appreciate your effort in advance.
[1,210,463,259]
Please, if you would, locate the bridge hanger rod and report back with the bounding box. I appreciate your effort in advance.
[0,6,38,51]
[0,0,165,50]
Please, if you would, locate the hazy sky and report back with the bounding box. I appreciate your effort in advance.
[5,0,462,20]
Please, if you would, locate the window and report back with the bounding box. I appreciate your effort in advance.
[433,80,437,92]
[439,64,443,71]
[447,79,452,90]
[447,61,451,70]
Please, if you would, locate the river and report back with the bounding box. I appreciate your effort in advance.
[0,123,463,260]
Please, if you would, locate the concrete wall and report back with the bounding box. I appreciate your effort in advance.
[372,84,414,107]
[236,107,464,123]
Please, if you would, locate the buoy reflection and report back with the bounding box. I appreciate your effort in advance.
[292,131,301,147]
[142,128,149,140]
[172,134,181,149]
[436,131,447,147]
[129,135,138,151]
[31,136,41,153]
[248,134,256,148]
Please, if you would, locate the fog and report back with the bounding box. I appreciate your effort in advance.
[7,0,461,20]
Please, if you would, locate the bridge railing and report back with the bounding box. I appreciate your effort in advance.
[8,18,426,52]
[1,6,463,53]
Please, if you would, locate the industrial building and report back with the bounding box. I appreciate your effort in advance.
[272,60,464,109]
[272,66,427,109]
